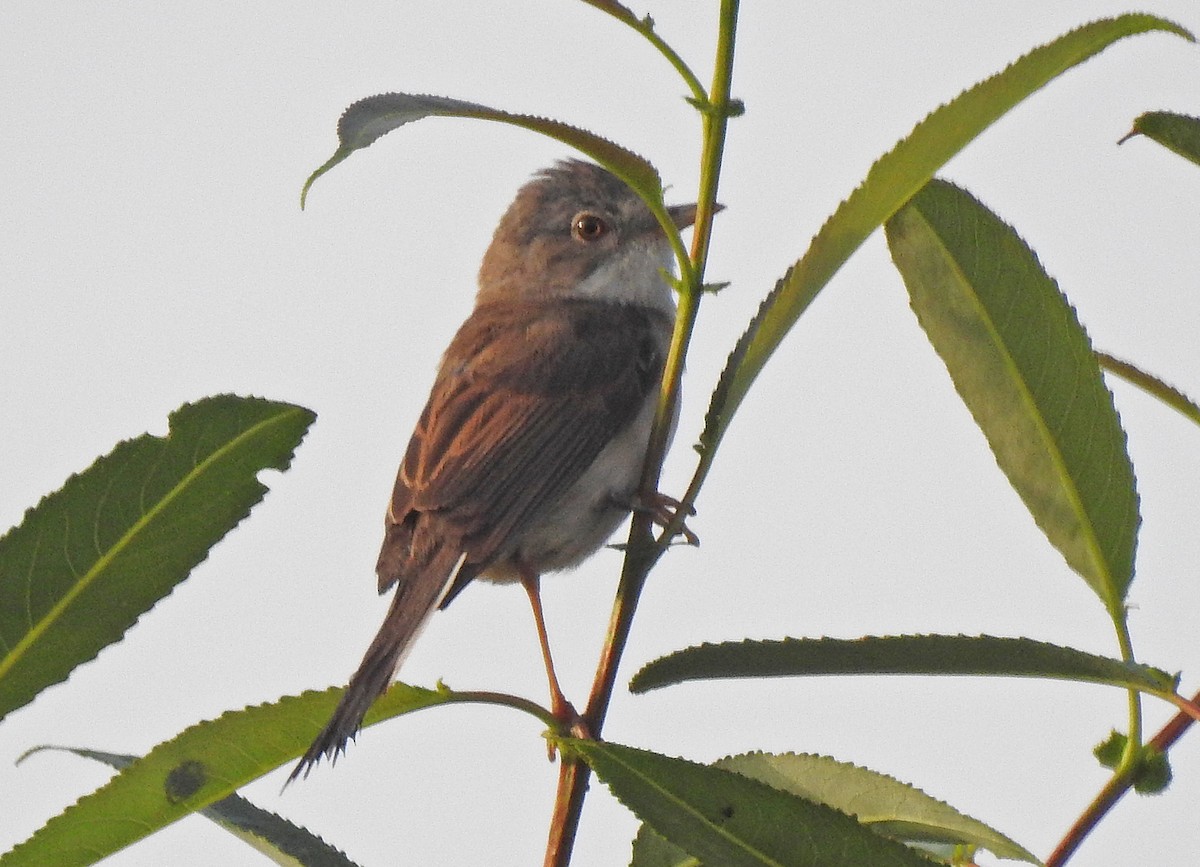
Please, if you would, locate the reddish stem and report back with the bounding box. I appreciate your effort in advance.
[1046,688,1198,866]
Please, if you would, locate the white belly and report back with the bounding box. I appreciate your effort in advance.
[485,387,671,580]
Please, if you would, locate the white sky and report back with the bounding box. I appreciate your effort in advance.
[2,2,1200,865]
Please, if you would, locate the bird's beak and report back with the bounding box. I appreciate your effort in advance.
[667,201,725,230]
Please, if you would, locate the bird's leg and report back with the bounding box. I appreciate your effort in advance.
[620,491,700,547]
[519,568,590,750]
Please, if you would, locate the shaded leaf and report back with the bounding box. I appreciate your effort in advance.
[566,739,933,867]
[1120,110,1200,167]
[630,635,1177,697]
[0,682,536,866]
[301,93,659,209]
[886,180,1138,607]
[17,747,360,867]
[701,15,1191,459]
[0,395,316,722]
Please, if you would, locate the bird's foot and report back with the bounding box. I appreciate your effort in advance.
[624,491,700,547]
[544,696,591,760]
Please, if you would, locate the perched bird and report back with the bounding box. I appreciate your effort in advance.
[291,159,699,781]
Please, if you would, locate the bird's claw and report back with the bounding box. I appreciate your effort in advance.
[617,491,700,547]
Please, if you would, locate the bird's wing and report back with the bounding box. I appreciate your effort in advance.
[377,298,670,594]
[290,298,670,782]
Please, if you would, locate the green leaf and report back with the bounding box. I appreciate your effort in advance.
[631,826,700,867]
[1120,110,1200,167]
[886,180,1138,607]
[0,395,316,722]
[630,635,1178,697]
[565,739,933,867]
[700,14,1191,458]
[0,682,527,866]
[17,747,361,867]
[715,753,1036,863]
[301,92,660,209]
[630,752,1040,865]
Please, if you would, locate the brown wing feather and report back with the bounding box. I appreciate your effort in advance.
[378,297,669,594]
[289,297,669,783]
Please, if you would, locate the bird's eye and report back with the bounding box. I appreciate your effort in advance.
[571,212,608,242]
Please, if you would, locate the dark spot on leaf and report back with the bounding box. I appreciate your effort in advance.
[164,760,207,803]
[717,804,735,822]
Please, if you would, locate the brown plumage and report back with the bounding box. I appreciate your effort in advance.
[290,161,696,782]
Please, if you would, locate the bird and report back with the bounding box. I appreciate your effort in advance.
[290,159,700,782]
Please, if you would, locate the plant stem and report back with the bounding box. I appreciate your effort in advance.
[1097,351,1200,427]
[541,4,740,865]
[1046,687,1200,866]
[636,18,709,106]
[1109,614,1144,776]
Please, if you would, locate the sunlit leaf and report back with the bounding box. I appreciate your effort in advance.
[631,826,700,867]
[0,682,539,866]
[0,396,316,722]
[700,15,1191,460]
[630,635,1177,697]
[16,747,360,867]
[886,180,1138,607]
[730,753,1035,862]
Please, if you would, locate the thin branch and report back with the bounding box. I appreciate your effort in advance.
[1046,687,1199,866]
[541,3,741,865]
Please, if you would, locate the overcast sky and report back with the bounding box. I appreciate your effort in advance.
[3,3,1200,865]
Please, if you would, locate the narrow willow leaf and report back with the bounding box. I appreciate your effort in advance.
[628,746,1039,867]
[701,15,1192,457]
[0,395,316,722]
[0,682,522,867]
[886,180,1139,606]
[1098,352,1200,427]
[713,753,1038,863]
[566,739,932,867]
[301,93,660,209]
[630,635,1177,697]
[1120,110,1200,167]
[18,747,360,867]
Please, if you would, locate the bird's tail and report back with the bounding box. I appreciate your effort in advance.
[286,551,464,784]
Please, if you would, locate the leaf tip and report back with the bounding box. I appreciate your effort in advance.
[14,744,54,767]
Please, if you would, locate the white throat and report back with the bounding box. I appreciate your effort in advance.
[572,237,676,314]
